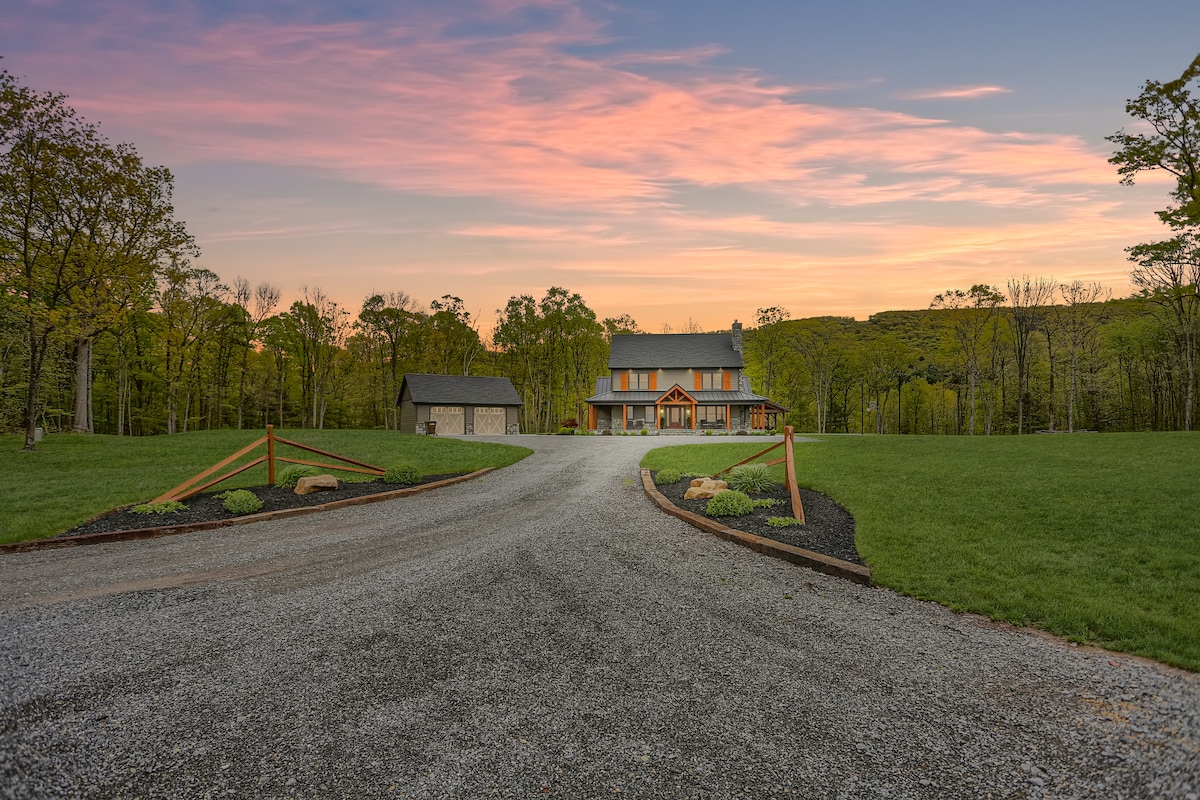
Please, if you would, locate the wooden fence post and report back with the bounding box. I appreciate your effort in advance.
[267,424,276,487]
[784,426,805,524]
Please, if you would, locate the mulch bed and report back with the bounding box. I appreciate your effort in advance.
[652,473,861,565]
[59,475,464,538]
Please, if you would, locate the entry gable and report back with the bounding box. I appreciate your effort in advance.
[656,384,697,405]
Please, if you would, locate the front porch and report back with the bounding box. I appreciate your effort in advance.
[588,396,784,434]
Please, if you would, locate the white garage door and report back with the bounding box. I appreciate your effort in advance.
[428,406,464,435]
[474,407,506,435]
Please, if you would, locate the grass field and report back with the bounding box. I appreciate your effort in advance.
[0,430,532,545]
[641,433,1200,671]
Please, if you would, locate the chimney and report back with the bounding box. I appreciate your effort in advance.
[731,320,743,354]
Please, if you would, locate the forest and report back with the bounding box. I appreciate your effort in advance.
[3,56,1198,444]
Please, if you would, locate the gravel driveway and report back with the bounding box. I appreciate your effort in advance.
[1,435,1197,799]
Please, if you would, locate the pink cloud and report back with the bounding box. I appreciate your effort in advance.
[7,0,1118,214]
[902,85,1013,100]
[1,0,1164,328]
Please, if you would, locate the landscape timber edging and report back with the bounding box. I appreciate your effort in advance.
[640,468,871,586]
[0,468,497,554]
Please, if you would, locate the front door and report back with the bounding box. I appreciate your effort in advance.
[666,406,685,428]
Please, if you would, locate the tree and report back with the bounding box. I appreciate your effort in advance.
[425,295,482,376]
[0,69,195,448]
[357,291,421,429]
[1108,53,1200,231]
[1110,54,1200,431]
[1127,235,1200,429]
[1056,281,1111,432]
[749,307,791,400]
[930,285,1005,435]
[602,314,640,341]
[493,287,605,432]
[791,318,850,434]
[232,278,279,429]
[1006,275,1056,434]
[157,264,226,434]
[281,287,350,429]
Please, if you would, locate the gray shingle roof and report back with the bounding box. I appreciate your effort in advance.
[399,374,523,406]
[608,333,742,369]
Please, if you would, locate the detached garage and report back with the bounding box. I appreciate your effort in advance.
[397,374,523,435]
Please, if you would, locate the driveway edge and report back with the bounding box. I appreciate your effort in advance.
[640,468,871,586]
[1,468,497,554]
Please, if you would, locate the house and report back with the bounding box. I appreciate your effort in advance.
[397,374,523,435]
[585,321,786,432]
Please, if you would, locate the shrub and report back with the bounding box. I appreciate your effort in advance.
[752,498,782,508]
[384,464,422,485]
[557,427,575,435]
[767,516,802,528]
[639,428,649,436]
[275,465,318,489]
[561,417,578,429]
[706,490,753,517]
[218,489,262,516]
[727,463,776,494]
[704,429,713,436]
[654,468,682,485]
[131,500,188,515]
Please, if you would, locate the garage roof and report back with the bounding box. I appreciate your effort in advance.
[398,374,523,407]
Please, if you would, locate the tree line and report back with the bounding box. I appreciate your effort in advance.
[3,55,1198,444]
[742,280,1192,436]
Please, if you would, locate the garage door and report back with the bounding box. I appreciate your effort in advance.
[473,407,506,435]
[428,406,464,435]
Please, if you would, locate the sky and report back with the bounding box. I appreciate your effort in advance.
[4,0,1199,334]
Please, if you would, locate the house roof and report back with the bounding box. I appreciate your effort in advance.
[608,333,742,369]
[398,374,523,407]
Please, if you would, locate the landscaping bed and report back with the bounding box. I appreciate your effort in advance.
[651,472,861,565]
[58,474,464,537]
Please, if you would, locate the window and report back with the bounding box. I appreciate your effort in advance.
[701,371,723,390]
[697,406,726,424]
[629,372,650,390]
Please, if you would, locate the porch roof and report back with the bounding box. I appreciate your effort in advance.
[585,389,787,411]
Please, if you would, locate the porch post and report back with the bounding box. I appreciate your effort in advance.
[726,404,730,430]
[622,404,627,430]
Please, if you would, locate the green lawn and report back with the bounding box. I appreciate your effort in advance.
[0,430,532,545]
[641,433,1200,671]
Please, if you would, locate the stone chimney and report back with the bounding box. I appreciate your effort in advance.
[731,320,743,354]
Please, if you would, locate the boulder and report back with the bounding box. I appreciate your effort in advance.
[684,479,728,500]
[294,474,339,495]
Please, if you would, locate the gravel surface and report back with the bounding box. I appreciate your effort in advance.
[1,435,1197,799]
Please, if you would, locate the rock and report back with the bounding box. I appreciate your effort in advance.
[295,475,339,495]
[685,479,728,500]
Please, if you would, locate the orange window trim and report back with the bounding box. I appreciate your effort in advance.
[649,372,657,391]
[723,370,731,390]
[621,371,629,391]
[694,372,703,390]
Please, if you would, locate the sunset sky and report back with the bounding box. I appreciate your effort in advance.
[4,0,1199,333]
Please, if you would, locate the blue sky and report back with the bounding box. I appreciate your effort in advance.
[3,0,1198,331]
